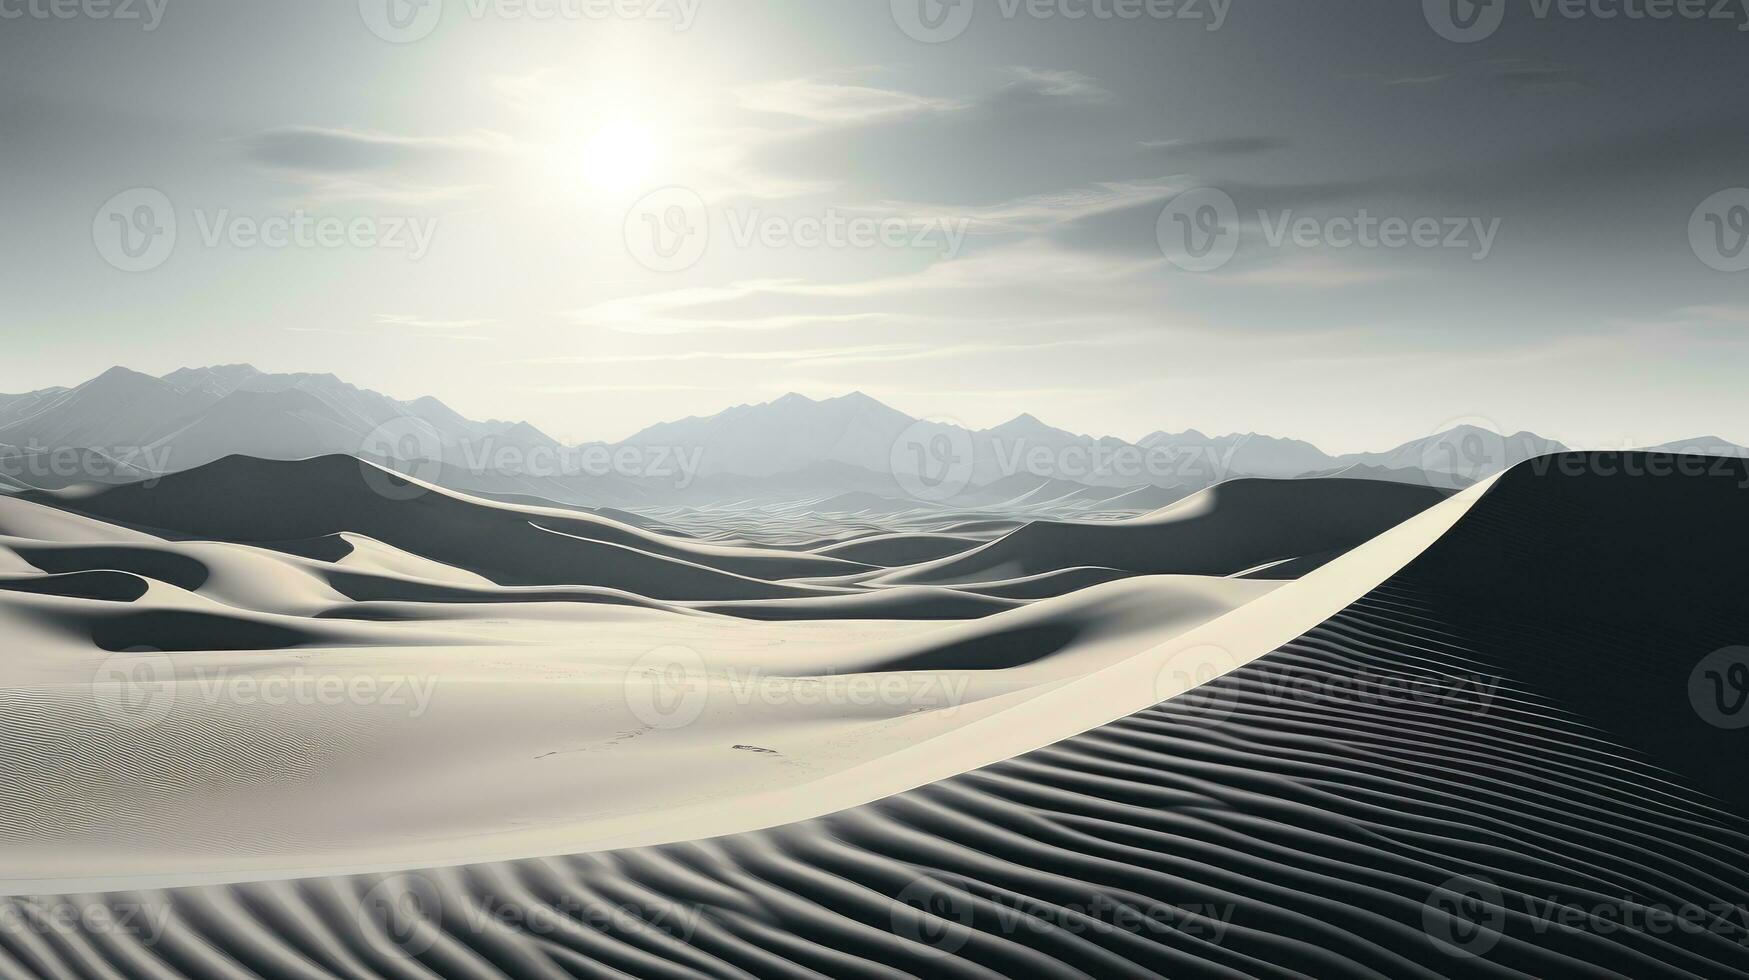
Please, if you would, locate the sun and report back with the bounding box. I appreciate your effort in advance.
[575,120,663,194]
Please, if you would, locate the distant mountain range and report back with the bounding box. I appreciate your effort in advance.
[1,365,1743,515]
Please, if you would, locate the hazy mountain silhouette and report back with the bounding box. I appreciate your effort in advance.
[4,366,1738,512]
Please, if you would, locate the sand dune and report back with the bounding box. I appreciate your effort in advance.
[23,455,871,600]
[4,454,1744,978]
[938,566,1135,600]
[814,532,986,566]
[880,477,1449,587]
[0,456,1470,890]
[0,569,150,602]
[4,453,1745,979]
[689,586,1024,622]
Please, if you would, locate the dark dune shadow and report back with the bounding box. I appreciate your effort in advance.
[876,619,1086,670]
[0,570,149,602]
[814,533,985,566]
[256,534,357,563]
[692,587,1020,623]
[885,477,1450,587]
[84,610,322,652]
[951,566,1134,599]
[12,544,209,592]
[23,456,867,601]
[317,569,677,613]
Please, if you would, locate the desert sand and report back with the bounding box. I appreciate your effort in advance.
[0,456,1464,893]
[3,454,1747,979]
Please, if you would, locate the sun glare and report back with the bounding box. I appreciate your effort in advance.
[575,120,662,194]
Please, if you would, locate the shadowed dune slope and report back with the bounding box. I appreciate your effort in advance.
[881,477,1450,587]
[689,586,1023,622]
[10,543,211,592]
[6,454,1748,978]
[947,565,1135,599]
[22,455,868,600]
[0,570,149,603]
[814,532,986,566]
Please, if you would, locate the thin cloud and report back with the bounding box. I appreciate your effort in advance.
[997,67,1113,105]
[735,78,966,125]
[520,344,922,365]
[237,126,509,205]
[374,314,499,331]
[1142,136,1291,158]
[237,127,508,172]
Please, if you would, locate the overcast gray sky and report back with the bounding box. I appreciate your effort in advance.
[2,0,1746,451]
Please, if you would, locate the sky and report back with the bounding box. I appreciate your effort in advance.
[2,0,1747,452]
